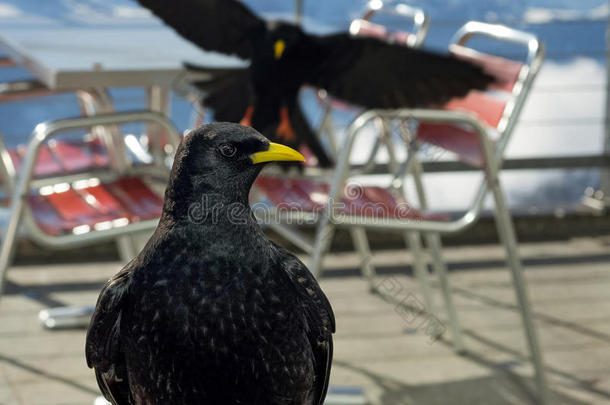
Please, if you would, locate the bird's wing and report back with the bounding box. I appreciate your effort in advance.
[185,64,252,122]
[137,0,265,59]
[273,244,335,405]
[306,34,496,108]
[86,265,133,405]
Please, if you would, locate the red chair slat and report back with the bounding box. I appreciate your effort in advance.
[28,177,163,235]
[256,177,321,212]
[88,138,110,167]
[416,91,505,167]
[50,141,98,172]
[14,145,63,177]
[45,189,99,221]
[78,185,123,214]
[28,196,65,236]
[255,177,447,221]
[416,123,484,167]
[106,177,163,220]
[443,91,506,128]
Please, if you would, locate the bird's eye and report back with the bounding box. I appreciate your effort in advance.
[218,143,237,158]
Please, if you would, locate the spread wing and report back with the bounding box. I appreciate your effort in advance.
[186,64,252,122]
[138,0,265,59]
[274,244,335,405]
[85,265,134,405]
[306,34,496,108]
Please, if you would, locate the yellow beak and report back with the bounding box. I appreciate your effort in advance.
[274,39,286,59]
[250,142,306,164]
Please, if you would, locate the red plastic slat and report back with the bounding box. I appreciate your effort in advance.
[45,189,99,221]
[27,177,163,235]
[106,177,163,220]
[28,195,64,236]
[50,141,97,172]
[443,91,506,128]
[79,185,123,214]
[14,144,63,177]
[255,177,447,221]
[416,123,484,167]
[416,91,506,167]
[88,138,110,167]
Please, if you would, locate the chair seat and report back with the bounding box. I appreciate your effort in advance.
[255,177,447,221]
[28,176,163,236]
[416,91,506,167]
[9,139,109,178]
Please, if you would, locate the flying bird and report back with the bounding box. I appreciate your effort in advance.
[138,0,496,167]
[86,123,335,405]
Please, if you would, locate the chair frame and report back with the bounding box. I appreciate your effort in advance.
[0,110,181,297]
[259,21,549,404]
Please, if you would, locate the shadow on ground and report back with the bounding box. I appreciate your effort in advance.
[334,359,588,405]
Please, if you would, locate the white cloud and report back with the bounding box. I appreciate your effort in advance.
[0,2,20,18]
[524,5,609,24]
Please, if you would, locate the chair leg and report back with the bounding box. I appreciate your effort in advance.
[403,231,436,324]
[490,177,551,405]
[423,232,465,353]
[0,193,27,299]
[404,149,458,344]
[350,227,378,293]
[0,216,20,299]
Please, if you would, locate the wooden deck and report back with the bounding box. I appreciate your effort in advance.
[1,236,610,404]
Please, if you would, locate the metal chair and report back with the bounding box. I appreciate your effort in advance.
[255,21,550,404]
[0,110,181,299]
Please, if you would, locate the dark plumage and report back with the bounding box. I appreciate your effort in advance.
[86,123,335,405]
[138,0,497,168]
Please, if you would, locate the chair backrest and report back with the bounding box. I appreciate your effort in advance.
[351,1,429,47]
[448,22,545,150]
[414,22,544,167]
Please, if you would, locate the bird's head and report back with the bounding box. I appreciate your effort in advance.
[268,22,305,60]
[163,122,304,220]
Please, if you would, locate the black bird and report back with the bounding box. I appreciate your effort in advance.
[138,0,496,167]
[86,123,335,405]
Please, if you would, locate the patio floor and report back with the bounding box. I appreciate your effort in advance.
[1,236,610,405]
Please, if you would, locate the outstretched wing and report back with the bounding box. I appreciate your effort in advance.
[306,34,496,108]
[273,243,335,405]
[86,266,134,405]
[186,64,252,122]
[138,0,265,59]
